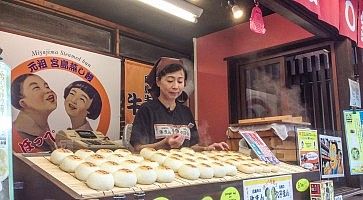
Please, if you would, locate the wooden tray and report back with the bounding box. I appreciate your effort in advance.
[25,156,236,198]
[13,153,318,200]
[237,115,311,126]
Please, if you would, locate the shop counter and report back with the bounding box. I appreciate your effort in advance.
[13,153,319,200]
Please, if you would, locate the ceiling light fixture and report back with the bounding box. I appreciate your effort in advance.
[137,0,203,23]
[228,0,243,19]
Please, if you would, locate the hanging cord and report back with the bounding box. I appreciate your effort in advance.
[254,0,259,6]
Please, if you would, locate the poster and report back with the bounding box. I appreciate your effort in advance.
[349,79,361,108]
[124,59,152,124]
[343,110,363,175]
[310,180,334,200]
[297,129,320,171]
[319,135,344,178]
[243,175,293,200]
[0,31,121,153]
[240,130,280,164]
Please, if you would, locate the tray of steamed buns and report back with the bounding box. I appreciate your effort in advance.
[24,147,308,198]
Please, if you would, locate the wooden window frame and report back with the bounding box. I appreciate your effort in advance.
[238,57,286,119]
[227,40,340,129]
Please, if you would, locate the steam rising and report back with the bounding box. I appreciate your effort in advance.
[247,70,307,121]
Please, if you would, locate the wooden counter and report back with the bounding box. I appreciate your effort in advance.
[13,153,319,200]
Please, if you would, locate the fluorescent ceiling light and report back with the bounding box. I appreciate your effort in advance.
[138,0,203,23]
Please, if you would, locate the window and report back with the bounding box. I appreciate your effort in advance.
[228,47,336,132]
[286,50,335,131]
[242,58,284,118]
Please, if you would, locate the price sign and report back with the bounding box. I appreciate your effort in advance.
[296,178,310,192]
[220,187,240,200]
[243,175,293,200]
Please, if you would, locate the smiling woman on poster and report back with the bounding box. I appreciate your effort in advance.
[63,80,102,130]
[11,73,57,153]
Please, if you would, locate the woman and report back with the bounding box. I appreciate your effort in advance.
[130,57,229,152]
[63,81,102,130]
[11,73,57,153]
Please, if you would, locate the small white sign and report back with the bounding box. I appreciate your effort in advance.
[243,175,293,200]
[349,79,361,108]
[154,124,191,140]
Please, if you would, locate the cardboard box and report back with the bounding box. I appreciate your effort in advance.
[226,138,240,151]
[226,128,242,139]
[262,136,297,150]
[227,128,298,156]
[310,180,334,200]
[271,149,297,161]
[226,128,242,151]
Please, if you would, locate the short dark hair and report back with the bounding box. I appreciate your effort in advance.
[157,63,188,80]
[63,81,102,120]
[150,63,187,97]
[331,141,338,154]
[11,74,36,110]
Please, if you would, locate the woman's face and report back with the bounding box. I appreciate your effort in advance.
[329,143,338,169]
[20,75,57,113]
[157,69,185,101]
[64,88,93,118]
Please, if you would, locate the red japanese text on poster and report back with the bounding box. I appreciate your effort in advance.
[0,31,121,153]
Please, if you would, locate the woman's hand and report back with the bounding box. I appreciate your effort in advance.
[207,142,230,151]
[323,163,331,175]
[166,134,185,149]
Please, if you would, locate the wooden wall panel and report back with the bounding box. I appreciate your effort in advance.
[120,35,188,64]
[334,40,354,120]
[333,39,360,188]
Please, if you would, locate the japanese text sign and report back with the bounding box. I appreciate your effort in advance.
[243,175,293,200]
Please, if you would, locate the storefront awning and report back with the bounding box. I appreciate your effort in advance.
[294,0,363,47]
